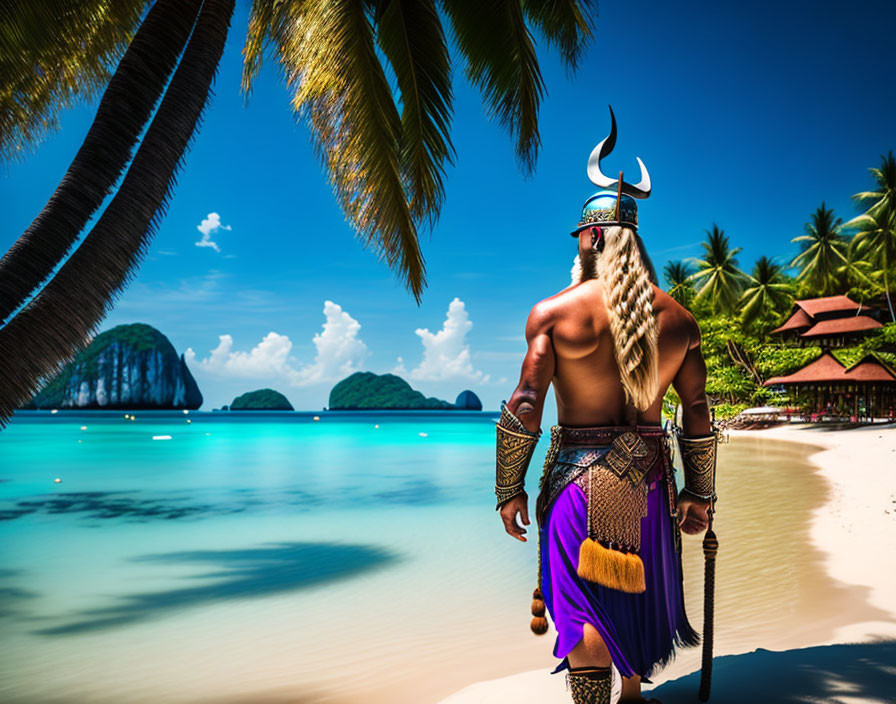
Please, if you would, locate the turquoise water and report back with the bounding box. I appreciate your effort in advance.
[1,412,876,703]
[2,410,556,704]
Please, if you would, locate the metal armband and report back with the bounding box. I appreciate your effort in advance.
[495,402,541,509]
[676,431,718,503]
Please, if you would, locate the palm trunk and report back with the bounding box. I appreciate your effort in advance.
[0,0,235,428]
[885,267,895,324]
[0,0,203,323]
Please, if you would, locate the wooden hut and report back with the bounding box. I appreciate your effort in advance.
[764,352,896,421]
[771,295,882,347]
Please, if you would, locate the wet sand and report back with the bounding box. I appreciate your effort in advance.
[440,430,896,704]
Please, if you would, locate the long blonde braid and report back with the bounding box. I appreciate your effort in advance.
[596,226,659,411]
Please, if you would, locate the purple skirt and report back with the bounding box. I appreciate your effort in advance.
[540,475,699,681]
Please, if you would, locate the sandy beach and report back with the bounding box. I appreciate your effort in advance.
[440,424,896,703]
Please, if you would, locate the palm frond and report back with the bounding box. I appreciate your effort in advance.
[0,0,234,428]
[259,0,426,300]
[0,0,203,323]
[374,0,454,221]
[0,0,150,161]
[443,0,545,174]
[241,0,288,97]
[522,0,597,72]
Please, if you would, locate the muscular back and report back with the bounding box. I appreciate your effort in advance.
[508,278,710,435]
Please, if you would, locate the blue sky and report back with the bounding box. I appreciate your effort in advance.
[2,0,894,411]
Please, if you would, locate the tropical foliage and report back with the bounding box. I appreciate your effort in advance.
[739,256,792,331]
[663,260,694,307]
[791,202,847,296]
[687,225,747,313]
[664,153,896,418]
[0,0,599,428]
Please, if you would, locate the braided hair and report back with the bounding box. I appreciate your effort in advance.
[593,226,659,411]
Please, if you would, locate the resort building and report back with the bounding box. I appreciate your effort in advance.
[763,295,896,421]
[770,295,883,347]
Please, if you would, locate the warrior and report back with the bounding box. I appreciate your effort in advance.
[495,106,718,704]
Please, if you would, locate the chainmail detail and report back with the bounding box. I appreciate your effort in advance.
[566,670,612,704]
[677,433,718,501]
[575,464,648,552]
[495,404,541,509]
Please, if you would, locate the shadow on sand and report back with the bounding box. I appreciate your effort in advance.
[28,541,399,636]
[649,640,896,703]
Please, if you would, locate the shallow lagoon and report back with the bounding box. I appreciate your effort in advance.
[0,411,882,703]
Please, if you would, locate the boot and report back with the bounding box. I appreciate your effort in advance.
[567,665,611,704]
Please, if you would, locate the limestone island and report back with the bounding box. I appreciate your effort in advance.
[23,323,202,410]
[230,388,294,411]
[328,372,481,411]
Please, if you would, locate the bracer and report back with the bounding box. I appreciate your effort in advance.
[676,432,718,502]
[495,402,541,509]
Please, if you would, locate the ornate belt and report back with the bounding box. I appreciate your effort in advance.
[536,424,672,594]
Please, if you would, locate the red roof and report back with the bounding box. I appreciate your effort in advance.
[765,352,896,386]
[794,295,860,317]
[764,352,847,385]
[771,308,813,334]
[844,355,896,382]
[800,315,882,338]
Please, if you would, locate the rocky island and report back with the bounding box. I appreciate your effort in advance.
[328,372,482,410]
[24,323,202,410]
[230,388,294,410]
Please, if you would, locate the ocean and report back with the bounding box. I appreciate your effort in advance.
[0,411,883,703]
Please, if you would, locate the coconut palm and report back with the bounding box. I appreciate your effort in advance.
[0,1,599,427]
[739,256,792,329]
[0,0,150,161]
[837,241,875,302]
[790,202,847,296]
[0,0,234,427]
[687,225,747,314]
[0,0,205,323]
[848,151,896,224]
[850,208,896,320]
[846,151,896,320]
[663,260,694,307]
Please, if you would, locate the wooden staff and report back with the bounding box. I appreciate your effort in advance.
[698,495,719,700]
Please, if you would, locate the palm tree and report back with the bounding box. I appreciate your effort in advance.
[739,256,792,329]
[790,202,847,296]
[837,241,875,303]
[0,0,150,161]
[0,0,234,426]
[0,0,204,323]
[663,260,694,307]
[848,151,896,224]
[687,224,747,313]
[0,1,599,427]
[846,151,896,320]
[850,208,896,320]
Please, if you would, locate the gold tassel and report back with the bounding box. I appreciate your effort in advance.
[577,538,646,594]
[530,587,548,635]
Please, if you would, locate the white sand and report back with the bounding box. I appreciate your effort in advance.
[439,424,896,703]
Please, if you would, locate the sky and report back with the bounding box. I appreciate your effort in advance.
[2,0,894,412]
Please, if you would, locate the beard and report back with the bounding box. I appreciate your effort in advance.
[570,246,599,284]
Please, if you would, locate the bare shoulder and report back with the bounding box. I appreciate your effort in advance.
[652,286,701,348]
[525,283,590,340]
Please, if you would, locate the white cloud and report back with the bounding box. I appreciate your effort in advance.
[409,298,489,382]
[195,212,231,253]
[184,301,368,387]
[299,300,369,384]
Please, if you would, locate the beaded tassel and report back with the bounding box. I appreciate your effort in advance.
[530,425,561,635]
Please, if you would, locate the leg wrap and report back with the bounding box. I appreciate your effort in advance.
[566,666,612,704]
